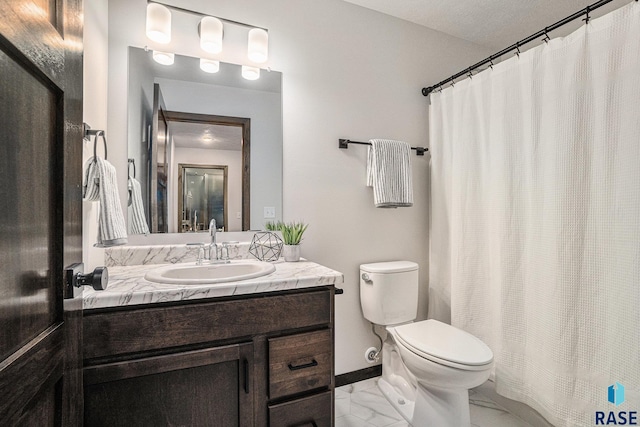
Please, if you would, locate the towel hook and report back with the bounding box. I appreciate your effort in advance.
[93,131,108,163]
[128,158,136,179]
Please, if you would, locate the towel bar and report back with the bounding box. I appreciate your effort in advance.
[339,139,427,156]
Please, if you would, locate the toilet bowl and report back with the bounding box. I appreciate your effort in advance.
[359,261,493,427]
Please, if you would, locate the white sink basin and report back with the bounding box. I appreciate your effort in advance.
[144,260,276,285]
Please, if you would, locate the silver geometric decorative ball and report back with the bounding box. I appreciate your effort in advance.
[249,231,283,262]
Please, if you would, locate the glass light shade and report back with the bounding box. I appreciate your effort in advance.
[200,17,223,54]
[241,65,260,80]
[152,50,174,65]
[247,28,268,63]
[146,3,171,44]
[200,58,220,73]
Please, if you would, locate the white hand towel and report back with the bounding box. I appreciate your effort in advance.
[83,157,128,247]
[366,139,413,208]
[128,177,150,235]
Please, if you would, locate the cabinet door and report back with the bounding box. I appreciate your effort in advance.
[84,343,253,427]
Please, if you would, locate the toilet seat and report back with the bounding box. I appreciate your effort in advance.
[393,320,493,371]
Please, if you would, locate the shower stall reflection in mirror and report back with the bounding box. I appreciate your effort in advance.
[163,111,251,233]
[178,164,228,232]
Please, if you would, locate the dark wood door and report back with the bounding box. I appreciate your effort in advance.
[151,83,169,233]
[0,0,84,425]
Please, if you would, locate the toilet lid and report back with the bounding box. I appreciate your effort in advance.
[394,320,493,368]
[360,261,418,273]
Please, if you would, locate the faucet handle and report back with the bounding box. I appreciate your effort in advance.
[220,241,237,261]
[187,243,206,264]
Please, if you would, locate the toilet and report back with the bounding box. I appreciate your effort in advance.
[360,261,493,427]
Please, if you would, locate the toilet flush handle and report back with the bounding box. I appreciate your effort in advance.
[361,273,373,284]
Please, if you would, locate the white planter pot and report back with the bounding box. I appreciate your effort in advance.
[282,244,301,262]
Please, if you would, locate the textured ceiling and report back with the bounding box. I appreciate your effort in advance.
[169,121,242,151]
[342,0,628,49]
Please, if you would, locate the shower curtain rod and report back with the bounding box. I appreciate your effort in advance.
[421,0,625,97]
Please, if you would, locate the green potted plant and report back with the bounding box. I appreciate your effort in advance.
[279,221,308,262]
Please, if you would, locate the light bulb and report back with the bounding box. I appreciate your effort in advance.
[247,28,268,63]
[200,58,220,73]
[146,3,171,44]
[200,16,223,54]
[152,50,174,65]
[242,65,260,80]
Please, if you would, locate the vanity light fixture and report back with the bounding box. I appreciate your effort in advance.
[199,16,223,54]
[145,1,270,66]
[152,50,175,65]
[199,58,220,73]
[241,65,260,81]
[146,3,172,44]
[247,28,268,63]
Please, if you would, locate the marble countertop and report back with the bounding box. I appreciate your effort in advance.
[83,259,344,310]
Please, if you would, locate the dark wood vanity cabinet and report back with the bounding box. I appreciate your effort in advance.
[82,287,336,426]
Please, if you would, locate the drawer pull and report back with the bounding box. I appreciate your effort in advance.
[287,359,318,371]
[291,421,318,427]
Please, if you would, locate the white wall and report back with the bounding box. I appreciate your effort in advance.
[82,0,108,269]
[126,47,154,224]
[90,0,492,374]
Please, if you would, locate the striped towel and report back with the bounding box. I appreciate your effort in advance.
[83,157,128,247]
[366,139,413,208]
[128,177,150,235]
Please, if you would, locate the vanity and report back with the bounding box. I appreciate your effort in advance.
[81,252,343,426]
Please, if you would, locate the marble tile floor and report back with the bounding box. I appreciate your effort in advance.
[336,377,535,427]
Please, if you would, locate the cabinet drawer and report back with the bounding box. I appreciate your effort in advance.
[84,289,331,361]
[269,391,332,427]
[269,329,332,400]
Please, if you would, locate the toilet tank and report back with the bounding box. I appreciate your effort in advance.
[360,261,419,326]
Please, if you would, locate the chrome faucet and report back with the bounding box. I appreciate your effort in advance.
[208,219,218,261]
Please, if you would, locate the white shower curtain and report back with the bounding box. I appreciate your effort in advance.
[429,3,640,426]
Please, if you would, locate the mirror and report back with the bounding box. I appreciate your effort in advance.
[178,164,228,232]
[127,46,282,234]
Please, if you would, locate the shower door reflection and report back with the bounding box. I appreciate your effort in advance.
[178,164,228,232]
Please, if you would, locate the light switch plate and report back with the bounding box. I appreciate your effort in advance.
[263,207,276,218]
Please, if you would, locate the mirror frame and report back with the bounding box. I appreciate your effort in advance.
[164,110,251,231]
